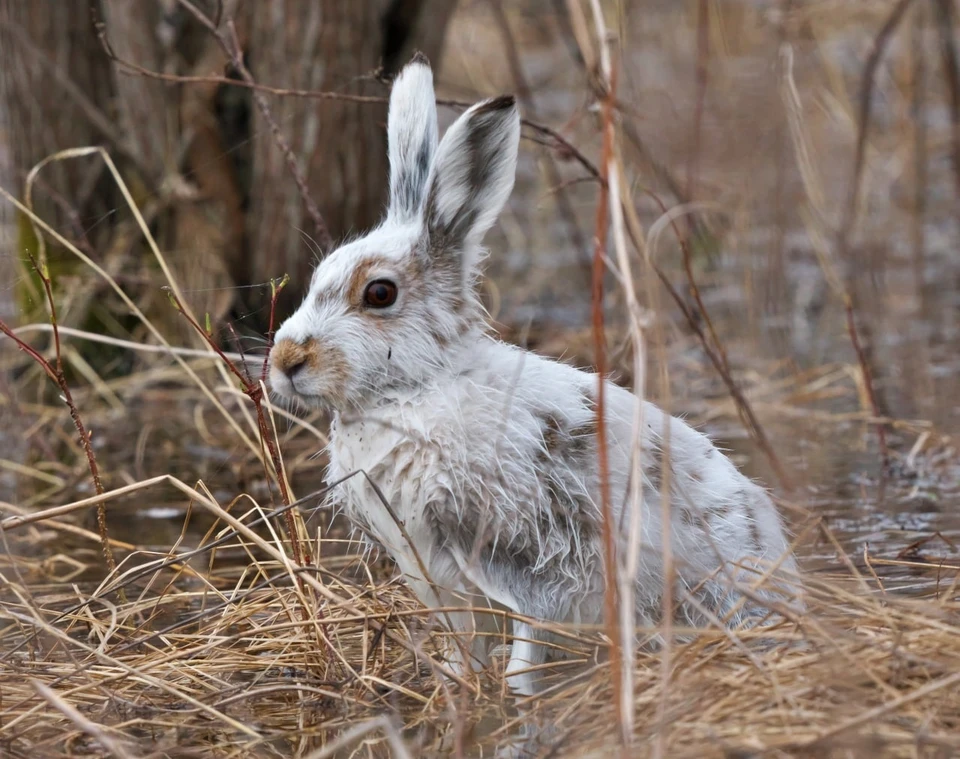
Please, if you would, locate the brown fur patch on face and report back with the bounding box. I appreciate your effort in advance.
[346,255,430,325]
[346,256,392,309]
[309,338,349,408]
[304,337,348,376]
[271,337,350,406]
[270,338,307,376]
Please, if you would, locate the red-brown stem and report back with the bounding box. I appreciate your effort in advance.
[226,323,254,387]
[262,275,289,384]
[591,74,625,745]
[34,264,116,572]
[0,322,59,382]
[1,259,119,577]
[162,289,253,387]
[163,285,306,570]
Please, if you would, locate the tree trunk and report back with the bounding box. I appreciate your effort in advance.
[245,0,457,314]
[0,0,115,262]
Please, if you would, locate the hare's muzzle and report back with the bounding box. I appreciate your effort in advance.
[267,336,350,408]
[270,338,310,381]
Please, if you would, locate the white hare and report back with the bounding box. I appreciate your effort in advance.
[269,54,800,695]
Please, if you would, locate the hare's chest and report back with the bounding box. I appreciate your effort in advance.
[327,415,447,555]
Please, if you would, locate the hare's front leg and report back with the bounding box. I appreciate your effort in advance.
[396,555,494,676]
[505,621,548,696]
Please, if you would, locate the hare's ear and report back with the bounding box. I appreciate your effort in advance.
[423,95,520,271]
[387,53,439,222]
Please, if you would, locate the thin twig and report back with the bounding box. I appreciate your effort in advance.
[639,192,793,491]
[94,12,607,195]
[839,0,915,247]
[173,1,332,251]
[836,1,912,467]
[487,0,591,271]
[687,0,710,200]
[162,281,305,572]
[910,2,928,285]
[0,258,119,578]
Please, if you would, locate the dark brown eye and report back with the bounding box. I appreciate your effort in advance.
[363,279,398,308]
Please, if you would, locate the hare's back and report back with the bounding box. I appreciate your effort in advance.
[606,384,796,580]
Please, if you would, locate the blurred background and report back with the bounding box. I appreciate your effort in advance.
[1,0,959,599]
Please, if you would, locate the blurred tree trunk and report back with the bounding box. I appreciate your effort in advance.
[1,1,455,330]
[0,0,115,290]
[245,0,457,315]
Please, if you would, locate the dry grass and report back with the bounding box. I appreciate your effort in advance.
[0,451,958,758]
[3,0,960,757]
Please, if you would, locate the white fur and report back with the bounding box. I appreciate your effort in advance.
[387,58,438,221]
[270,56,801,696]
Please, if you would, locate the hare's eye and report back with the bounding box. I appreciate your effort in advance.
[363,279,398,308]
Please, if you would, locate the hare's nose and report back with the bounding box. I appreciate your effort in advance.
[284,358,307,379]
[271,338,309,379]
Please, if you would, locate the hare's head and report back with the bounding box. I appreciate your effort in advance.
[269,54,520,411]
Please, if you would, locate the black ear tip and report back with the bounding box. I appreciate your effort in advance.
[478,94,518,114]
[409,51,431,67]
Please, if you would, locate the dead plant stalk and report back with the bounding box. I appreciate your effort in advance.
[0,257,118,577]
[836,0,919,467]
[586,0,626,749]
[162,282,305,571]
